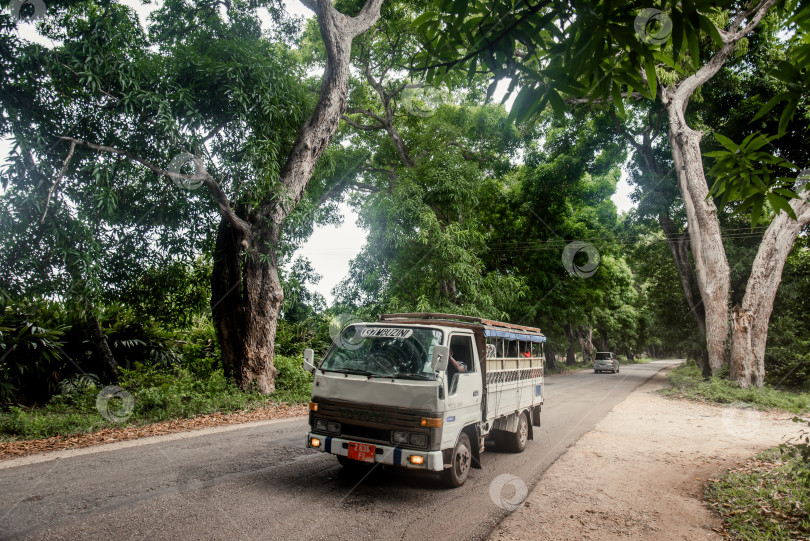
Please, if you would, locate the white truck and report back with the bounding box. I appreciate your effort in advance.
[302,313,545,487]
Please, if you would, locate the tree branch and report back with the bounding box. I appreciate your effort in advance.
[40,140,75,224]
[57,136,252,240]
[268,0,384,223]
[566,92,645,105]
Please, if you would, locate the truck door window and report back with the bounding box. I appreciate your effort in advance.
[448,334,474,395]
[449,335,475,372]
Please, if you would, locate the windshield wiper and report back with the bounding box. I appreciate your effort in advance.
[391,373,435,380]
[326,368,375,376]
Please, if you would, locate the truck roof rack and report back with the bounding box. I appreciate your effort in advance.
[378,312,543,337]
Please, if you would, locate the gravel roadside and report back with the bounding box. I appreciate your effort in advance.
[489,367,803,541]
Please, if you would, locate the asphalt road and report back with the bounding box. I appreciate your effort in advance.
[0,360,679,541]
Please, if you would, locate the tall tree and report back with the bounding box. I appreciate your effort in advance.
[1,0,383,392]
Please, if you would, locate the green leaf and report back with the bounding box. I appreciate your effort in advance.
[508,85,538,123]
[547,88,567,116]
[644,54,658,99]
[697,14,723,46]
[750,195,765,227]
[686,25,700,69]
[606,84,623,118]
[753,93,790,121]
[778,100,798,136]
[713,133,739,152]
[767,192,797,220]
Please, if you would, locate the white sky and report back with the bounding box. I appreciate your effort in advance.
[2,1,636,305]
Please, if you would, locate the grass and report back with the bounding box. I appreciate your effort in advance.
[706,447,810,540]
[659,360,810,414]
[0,354,313,442]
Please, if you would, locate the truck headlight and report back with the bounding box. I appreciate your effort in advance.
[392,430,409,444]
[327,421,341,434]
[409,433,427,447]
[314,418,327,431]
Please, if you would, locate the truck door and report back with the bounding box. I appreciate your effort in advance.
[443,333,483,445]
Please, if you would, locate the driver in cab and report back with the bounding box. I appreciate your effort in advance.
[448,349,467,377]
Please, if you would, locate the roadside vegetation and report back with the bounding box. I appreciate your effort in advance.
[0,355,314,442]
[0,298,321,441]
[706,428,810,540]
[660,361,810,414]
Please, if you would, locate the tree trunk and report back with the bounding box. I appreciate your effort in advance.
[211,219,284,394]
[657,0,777,378]
[667,124,730,375]
[695,349,711,379]
[597,329,608,352]
[545,347,558,371]
[86,312,119,381]
[658,214,706,336]
[208,0,382,393]
[564,322,578,365]
[729,199,810,387]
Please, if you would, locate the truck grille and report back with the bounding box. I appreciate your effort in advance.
[339,423,391,443]
[313,398,429,429]
[310,397,439,450]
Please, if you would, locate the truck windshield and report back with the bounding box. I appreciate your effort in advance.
[320,325,443,379]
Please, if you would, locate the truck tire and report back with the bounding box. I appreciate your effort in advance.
[491,429,507,450]
[505,412,529,453]
[443,432,472,487]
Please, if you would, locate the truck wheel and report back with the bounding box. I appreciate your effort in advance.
[443,432,472,487]
[491,430,508,451]
[506,413,529,453]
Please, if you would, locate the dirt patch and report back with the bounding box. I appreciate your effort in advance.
[0,402,307,460]
[490,368,803,541]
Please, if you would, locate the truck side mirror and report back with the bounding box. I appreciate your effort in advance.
[302,348,316,373]
[431,345,450,372]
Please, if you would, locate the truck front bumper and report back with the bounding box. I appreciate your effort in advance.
[307,432,445,472]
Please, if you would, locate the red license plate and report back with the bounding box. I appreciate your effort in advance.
[347,442,375,463]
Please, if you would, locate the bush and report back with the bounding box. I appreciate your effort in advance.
[273,354,313,403]
[0,297,69,404]
[0,356,314,441]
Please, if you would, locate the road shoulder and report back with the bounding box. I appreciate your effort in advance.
[489,367,802,541]
[0,403,307,467]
